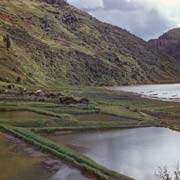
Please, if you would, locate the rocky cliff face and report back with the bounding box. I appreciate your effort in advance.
[149,28,180,61]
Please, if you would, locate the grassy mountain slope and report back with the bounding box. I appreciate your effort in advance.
[0,0,180,86]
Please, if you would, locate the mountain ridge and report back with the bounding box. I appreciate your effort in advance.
[149,28,180,62]
[0,0,180,86]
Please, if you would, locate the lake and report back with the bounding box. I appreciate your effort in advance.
[46,127,180,180]
[109,83,180,102]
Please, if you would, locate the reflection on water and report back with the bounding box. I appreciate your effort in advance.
[110,83,180,102]
[52,166,88,180]
[0,132,88,180]
[48,127,180,180]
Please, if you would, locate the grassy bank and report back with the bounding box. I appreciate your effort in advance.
[0,125,133,180]
[0,100,154,128]
[30,123,158,133]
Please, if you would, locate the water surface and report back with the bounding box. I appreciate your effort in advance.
[110,83,180,102]
[47,127,180,180]
[0,132,88,180]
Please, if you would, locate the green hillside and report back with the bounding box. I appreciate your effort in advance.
[0,0,180,86]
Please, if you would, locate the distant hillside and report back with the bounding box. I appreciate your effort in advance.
[149,28,180,62]
[0,0,180,86]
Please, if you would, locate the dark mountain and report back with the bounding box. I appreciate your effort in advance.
[149,28,180,62]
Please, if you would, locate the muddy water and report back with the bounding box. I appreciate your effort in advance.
[52,166,88,180]
[46,127,180,180]
[0,132,88,180]
[0,110,60,127]
[75,113,137,122]
[0,110,55,122]
[110,83,180,102]
[0,132,51,180]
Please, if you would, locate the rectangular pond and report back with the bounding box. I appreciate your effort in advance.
[45,127,180,180]
[74,113,138,122]
[0,110,60,127]
[0,132,88,180]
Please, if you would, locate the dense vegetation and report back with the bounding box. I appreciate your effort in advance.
[0,0,180,86]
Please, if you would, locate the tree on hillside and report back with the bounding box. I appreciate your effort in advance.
[3,34,11,50]
[155,166,180,180]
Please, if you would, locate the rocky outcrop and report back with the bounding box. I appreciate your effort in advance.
[39,0,67,6]
[149,28,180,61]
[62,11,78,30]
[62,12,78,24]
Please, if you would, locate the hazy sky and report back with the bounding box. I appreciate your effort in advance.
[67,0,180,40]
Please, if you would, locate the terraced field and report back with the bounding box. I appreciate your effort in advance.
[1,84,180,179]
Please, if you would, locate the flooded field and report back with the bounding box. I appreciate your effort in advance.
[0,110,61,127]
[110,83,180,102]
[75,113,138,122]
[0,132,88,180]
[0,110,53,122]
[45,127,180,180]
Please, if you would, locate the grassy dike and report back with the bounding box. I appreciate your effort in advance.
[0,125,134,180]
[0,102,157,128]
[29,123,157,133]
